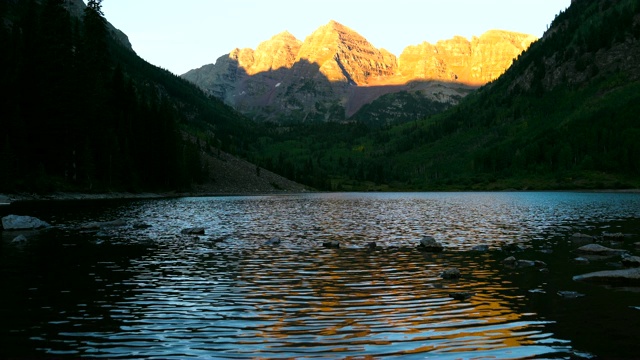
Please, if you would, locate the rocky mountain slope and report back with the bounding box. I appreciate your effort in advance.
[183,21,536,124]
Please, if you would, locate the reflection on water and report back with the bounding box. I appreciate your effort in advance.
[1,192,640,358]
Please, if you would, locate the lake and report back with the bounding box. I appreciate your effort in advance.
[1,192,640,359]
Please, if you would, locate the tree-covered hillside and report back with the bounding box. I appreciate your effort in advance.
[252,0,640,190]
[0,0,255,193]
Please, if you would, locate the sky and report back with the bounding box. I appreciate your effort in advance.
[100,0,572,76]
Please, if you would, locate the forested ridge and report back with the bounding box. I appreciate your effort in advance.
[0,0,255,194]
[252,0,640,190]
[1,0,639,194]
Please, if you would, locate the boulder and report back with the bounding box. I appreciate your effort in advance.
[573,268,640,284]
[441,268,461,279]
[181,227,205,235]
[418,236,444,252]
[576,244,629,257]
[2,215,50,230]
[366,242,377,250]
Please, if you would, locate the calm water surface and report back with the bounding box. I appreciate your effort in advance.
[1,192,640,359]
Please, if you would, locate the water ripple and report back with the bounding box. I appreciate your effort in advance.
[4,192,640,358]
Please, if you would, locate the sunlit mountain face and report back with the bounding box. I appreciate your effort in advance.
[182,21,536,124]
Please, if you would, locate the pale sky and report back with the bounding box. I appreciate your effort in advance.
[100,0,571,75]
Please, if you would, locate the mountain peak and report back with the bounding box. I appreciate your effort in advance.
[294,20,396,84]
[272,30,298,42]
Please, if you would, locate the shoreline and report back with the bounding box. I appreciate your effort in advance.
[0,190,309,205]
[2,188,640,205]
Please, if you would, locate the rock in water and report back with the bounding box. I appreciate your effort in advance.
[570,233,595,243]
[575,244,629,257]
[558,291,585,299]
[621,254,640,268]
[573,268,640,284]
[2,215,50,230]
[323,241,340,249]
[181,227,205,235]
[574,257,590,265]
[266,237,281,245]
[418,236,444,252]
[441,268,461,279]
[11,235,28,244]
[450,292,474,300]
[472,244,489,252]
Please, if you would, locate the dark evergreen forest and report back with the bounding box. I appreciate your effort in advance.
[0,0,216,193]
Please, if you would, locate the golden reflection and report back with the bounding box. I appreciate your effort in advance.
[236,248,541,355]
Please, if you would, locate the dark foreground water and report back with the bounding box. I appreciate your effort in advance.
[1,192,640,359]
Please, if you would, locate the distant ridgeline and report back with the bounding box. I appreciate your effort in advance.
[182,21,536,126]
[0,0,253,193]
[242,0,640,191]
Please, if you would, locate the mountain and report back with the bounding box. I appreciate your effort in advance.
[182,21,535,124]
[250,0,640,190]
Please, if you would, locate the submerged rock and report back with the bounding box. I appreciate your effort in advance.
[516,260,536,268]
[11,234,28,244]
[323,240,340,249]
[82,219,127,230]
[574,257,590,265]
[266,237,281,245]
[573,268,640,284]
[575,244,629,257]
[472,244,489,252]
[502,256,546,269]
[449,292,474,300]
[602,232,625,240]
[621,254,640,268]
[570,233,594,243]
[418,236,444,252]
[558,290,585,299]
[501,243,525,252]
[181,227,205,235]
[2,215,50,230]
[441,268,461,279]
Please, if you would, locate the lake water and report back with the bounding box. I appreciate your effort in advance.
[1,192,640,359]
